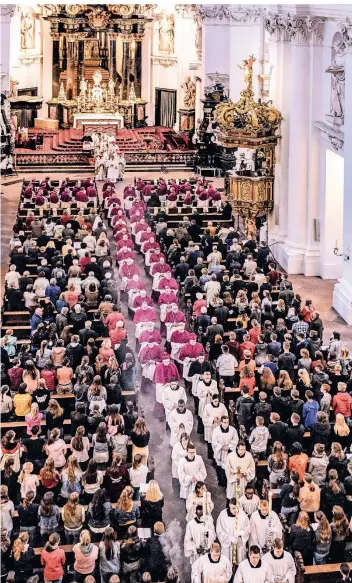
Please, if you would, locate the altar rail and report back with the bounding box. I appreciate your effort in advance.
[16,150,196,168]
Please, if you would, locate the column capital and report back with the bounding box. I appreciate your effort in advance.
[197,5,264,26]
[1,4,16,22]
[264,13,324,45]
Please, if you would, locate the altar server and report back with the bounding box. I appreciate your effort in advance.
[184,505,216,565]
[178,443,207,499]
[249,499,283,553]
[171,432,189,480]
[216,497,250,563]
[202,393,227,448]
[197,370,218,419]
[262,538,296,583]
[169,399,194,447]
[234,545,274,583]
[212,415,238,486]
[191,542,232,583]
[238,483,260,519]
[162,380,187,423]
[186,482,214,522]
[225,442,256,499]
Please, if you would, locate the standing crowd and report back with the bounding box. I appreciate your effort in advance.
[1,174,352,583]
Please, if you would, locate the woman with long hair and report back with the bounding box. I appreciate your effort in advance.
[17,491,38,547]
[1,459,19,506]
[0,485,14,539]
[60,454,83,499]
[110,485,140,539]
[45,399,64,434]
[313,510,331,565]
[120,525,144,581]
[296,368,312,399]
[278,370,293,391]
[321,469,346,520]
[82,459,104,503]
[40,532,66,583]
[289,511,314,565]
[45,428,67,469]
[299,473,321,517]
[18,462,39,501]
[13,383,32,419]
[129,454,149,501]
[99,339,114,365]
[103,453,130,503]
[38,491,60,544]
[106,404,124,437]
[259,367,276,393]
[87,488,112,541]
[35,340,53,370]
[140,480,164,529]
[0,430,22,472]
[12,531,35,583]
[71,426,90,471]
[0,385,13,422]
[333,413,351,450]
[39,457,60,496]
[268,441,288,487]
[298,348,312,373]
[24,402,43,436]
[73,529,99,583]
[239,365,256,396]
[85,282,100,308]
[131,416,150,466]
[2,328,17,358]
[330,505,350,562]
[99,526,120,583]
[111,424,129,459]
[92,422,110,469]
[62,492,85,545]
[328,442,348,480]
[280,471,301,526]
[22,360,40,394]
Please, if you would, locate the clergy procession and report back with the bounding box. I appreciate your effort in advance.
[2,173,352,583]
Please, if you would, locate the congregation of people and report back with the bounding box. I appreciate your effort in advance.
[1,173,352,583]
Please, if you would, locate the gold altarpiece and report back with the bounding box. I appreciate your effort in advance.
[44,4,152,128]
[213,56,282,225]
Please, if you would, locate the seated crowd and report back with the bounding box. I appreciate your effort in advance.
[1,175,352,583]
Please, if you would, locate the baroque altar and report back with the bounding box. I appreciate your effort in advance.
[212,55,282,225]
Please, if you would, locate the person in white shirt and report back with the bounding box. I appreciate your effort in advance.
[216,345,238,387]
[243,255,257,278]
[225,442,256,499]
[202,394,227,457]
[249,499,283,553]
[128,453,149,499]
[5,265,21,289]
[178,443,207,499]
[82,272,100,291]
[33,272,50,298]
[83,231,96,251]
[262,538,296,583]
[196,371,218,422]
[234,545,274,583]
[191,542,232,583]
[184,504,216,565]
[168,399,193,447]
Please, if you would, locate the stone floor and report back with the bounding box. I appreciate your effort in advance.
[2,170,352,580]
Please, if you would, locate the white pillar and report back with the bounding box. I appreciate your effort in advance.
[142,22,153,124]
[40,18,53,117]
[333,50,352,324]
[0,5,16,92]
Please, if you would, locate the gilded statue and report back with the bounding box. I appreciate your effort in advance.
[238,55,256,91]
[181,77,196,109]
[21,11,35,50]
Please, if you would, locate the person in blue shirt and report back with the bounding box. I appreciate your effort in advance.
[302,389,319,429]
[45,278,61,304]
[30,307,44,331]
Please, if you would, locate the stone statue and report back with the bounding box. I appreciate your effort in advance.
[21,11,35,50]
[80,78,88,94]
[181,76,196,109]
[327,35,345,119]
[331,76,344,117]
[158,14,174,52]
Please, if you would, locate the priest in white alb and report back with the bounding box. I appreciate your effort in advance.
[216,497,250,564]
[168,399,194,446]
[249,499,283,553]
[234,545,274,583]
[202,394,227,457]
[262,538,296,583]
[191,542,232,583]
[162,380,187,424]
[212,415,238,486]
[178,443,207,499]
[184,504,216,565]
[225,442,255,500]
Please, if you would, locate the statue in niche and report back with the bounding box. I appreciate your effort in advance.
[327,33,345,119]
[21,11,35,50]
[158,14,174,53]
[181,76,196,109]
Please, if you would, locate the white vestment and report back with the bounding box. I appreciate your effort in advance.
[178,455,207,499]
[191,553,232,583]
[249,511,283,552]
[197,380,218,418]
[184,516,216,564]
[234,559,274,583]
[169,408,194,446]
[238,493,260,518]
[212,425,238,469]
[162,385,187,422]
[262,551,296,583]
[216,508,250,563]
[171,441,188,479]
[202,402,228,443]
[225,451,256,499]
[186,491,214,522]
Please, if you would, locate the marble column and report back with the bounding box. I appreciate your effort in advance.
[40,17,53,115]
[0,5,16,92]
[141,23,152,123]
[333,50,352,324]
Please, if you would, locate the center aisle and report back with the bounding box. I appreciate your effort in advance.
[99,180,226,581]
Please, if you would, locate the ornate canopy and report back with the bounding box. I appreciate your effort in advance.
[213,55,282,138]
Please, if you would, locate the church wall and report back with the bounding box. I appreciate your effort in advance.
[9,7,43,96]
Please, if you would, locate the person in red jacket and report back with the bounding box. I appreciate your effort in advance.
[41,532,66,583]
[332,382,352,420]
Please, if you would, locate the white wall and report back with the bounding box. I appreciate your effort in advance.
[321,148,344,279]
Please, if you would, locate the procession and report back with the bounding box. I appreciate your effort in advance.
[93,132,126,183]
